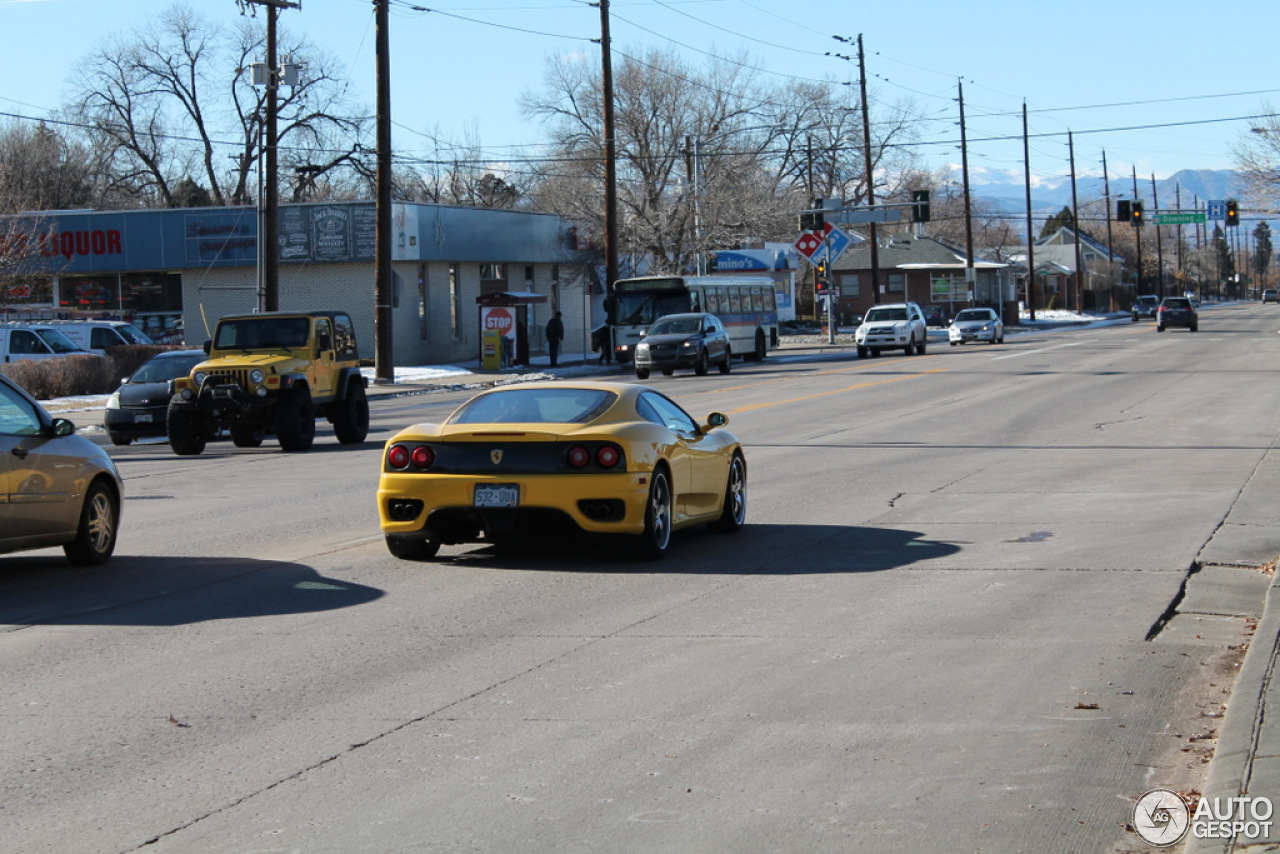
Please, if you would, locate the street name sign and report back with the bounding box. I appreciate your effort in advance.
[1153,212,1206,225]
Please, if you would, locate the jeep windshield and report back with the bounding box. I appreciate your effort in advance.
[864,307,908,322]
[214,317,311,350]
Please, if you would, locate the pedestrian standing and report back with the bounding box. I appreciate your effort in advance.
[545,311,565,367]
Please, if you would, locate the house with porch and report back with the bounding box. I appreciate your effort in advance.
[829,233,1014,323]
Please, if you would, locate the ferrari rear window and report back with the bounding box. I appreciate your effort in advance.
[449,388,616,424]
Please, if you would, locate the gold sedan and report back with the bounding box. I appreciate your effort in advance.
[377,381,746,560]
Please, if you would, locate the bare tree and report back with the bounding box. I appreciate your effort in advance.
[0,120,97,213]
[69,3,367,208]
[522,47,926,275]
[1234,104,1280,203]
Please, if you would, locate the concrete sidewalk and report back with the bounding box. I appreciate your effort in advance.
[1185,456,1280,852]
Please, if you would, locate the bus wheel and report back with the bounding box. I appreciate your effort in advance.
[753,330,767,361]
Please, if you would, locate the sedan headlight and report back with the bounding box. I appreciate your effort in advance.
[249,368,265,385]
[680,338,696,348]
[106,391,121,410]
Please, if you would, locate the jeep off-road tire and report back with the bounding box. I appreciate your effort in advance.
[231,424,265,447]
[167,402,207,456]
[333,380,370,444]
[276,386,316,452]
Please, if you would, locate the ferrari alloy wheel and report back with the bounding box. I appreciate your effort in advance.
[711,453,747,533]
[385,535,441,561]
[638,468,672,558]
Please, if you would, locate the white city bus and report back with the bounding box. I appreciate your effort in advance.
[610,275,779,364]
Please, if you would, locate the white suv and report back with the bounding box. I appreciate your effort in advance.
[856,301,928,358]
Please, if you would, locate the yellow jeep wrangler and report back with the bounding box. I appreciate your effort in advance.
[167,311,369,455]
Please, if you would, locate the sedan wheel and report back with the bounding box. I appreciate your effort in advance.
[637,468,673,558]
[63,480,119,565]
[710,453,747,533]
[694,349,709,376]
[718,347,732,374]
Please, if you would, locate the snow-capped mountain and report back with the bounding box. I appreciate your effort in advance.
[943,165,1246,215]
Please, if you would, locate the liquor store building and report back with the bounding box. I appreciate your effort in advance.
[0,202,593,366]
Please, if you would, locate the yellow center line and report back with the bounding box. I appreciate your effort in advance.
[726,367,950,414]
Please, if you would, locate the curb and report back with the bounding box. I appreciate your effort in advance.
[1186,570,1280,854]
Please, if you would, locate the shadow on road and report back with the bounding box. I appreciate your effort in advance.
[441,523,960,575]
[0,555,383,627]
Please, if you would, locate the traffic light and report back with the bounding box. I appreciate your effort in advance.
[815,260,828,294]
[799,210,825,231]
[1117,200,1131,222]
[1131,201,1144,227]
[911,190,931,223]
[1226,199,1240,227]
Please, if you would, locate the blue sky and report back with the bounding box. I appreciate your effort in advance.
[1,0,1276,189]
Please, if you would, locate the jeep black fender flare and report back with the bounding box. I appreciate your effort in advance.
[280,374,309,394]
[336,367,367,398]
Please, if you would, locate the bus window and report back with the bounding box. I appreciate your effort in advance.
[751,287,764,311]
[729,288,742,314]
[689,287,703,312]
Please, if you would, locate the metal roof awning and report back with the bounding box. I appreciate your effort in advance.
[475,291,549,306]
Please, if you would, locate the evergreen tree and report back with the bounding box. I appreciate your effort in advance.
[1039,206,1074,239]
[1253,221,1273,288]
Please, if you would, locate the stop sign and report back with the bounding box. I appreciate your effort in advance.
[483,307,514,336]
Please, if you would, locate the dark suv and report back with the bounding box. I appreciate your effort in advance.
[1156,297,1198,332]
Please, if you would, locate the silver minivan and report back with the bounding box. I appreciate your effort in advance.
[0,323,93,363]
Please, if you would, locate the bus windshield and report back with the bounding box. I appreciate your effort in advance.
[614,290,692,326]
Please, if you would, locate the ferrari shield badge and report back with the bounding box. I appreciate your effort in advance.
[490,450,504,465]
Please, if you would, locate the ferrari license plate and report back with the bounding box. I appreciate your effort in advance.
[474,484,519,507]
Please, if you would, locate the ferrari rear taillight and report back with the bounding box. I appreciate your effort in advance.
[387,443,435,470]
[596,445,621,468]
[411,446,435,469]
[387,444,410,469]
[567,445,591,468]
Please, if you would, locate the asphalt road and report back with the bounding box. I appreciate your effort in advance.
[3,302,1278,852]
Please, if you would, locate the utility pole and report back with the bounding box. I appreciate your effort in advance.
[373,0,394,382]
[1068,132,1083,311]
[238,0,300,313]
[1102,150,1115,310]
[1022,101,1035,322]
[857,35,880,304]
[597,0,619,360]
[958,80,975,304]
[1132,167,1144,296]
[1150,174,1165,299]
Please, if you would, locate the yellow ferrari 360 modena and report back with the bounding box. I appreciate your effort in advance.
[377,380,746,560]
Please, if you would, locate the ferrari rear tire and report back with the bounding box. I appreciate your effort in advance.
[710,453,747,533]
[637,468,672,559]
[385,535,441,561]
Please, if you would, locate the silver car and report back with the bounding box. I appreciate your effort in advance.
[0,373,123,564]
[948,307,1005,345]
